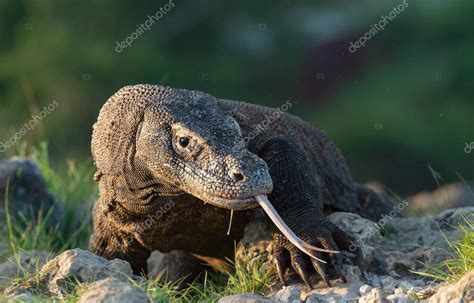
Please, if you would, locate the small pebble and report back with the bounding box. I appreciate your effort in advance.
[394,287,405,295]
[272,285,302,303]
[386,293,412,303]
[359,284,373,296]
[359,288,385,303]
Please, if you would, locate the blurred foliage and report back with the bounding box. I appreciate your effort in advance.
[0,0,472,195]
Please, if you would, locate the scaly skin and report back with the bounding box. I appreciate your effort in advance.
[89,84,392,287]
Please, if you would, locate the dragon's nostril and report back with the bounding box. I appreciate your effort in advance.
[232,172,245,182]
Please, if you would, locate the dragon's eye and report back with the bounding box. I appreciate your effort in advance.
[178,137,190,148]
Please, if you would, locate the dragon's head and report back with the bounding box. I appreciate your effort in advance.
[92,84,272,210]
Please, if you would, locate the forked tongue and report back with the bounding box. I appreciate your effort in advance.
[254,194,339,263]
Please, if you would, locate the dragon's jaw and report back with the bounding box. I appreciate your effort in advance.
[190,189,271,210]
[202,192,269,210]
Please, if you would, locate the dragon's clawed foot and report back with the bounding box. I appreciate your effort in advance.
[270,219,358,288]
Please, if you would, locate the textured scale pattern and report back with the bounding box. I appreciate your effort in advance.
[89,84,393,287]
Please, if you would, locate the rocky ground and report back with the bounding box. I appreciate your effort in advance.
[219,206,473,303]
[0,158,473,302]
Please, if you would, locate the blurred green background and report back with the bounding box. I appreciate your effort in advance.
[0,0,472,196]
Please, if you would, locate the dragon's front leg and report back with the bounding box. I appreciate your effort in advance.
[249,134,357,288]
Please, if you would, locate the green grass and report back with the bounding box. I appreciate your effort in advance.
[224,250,276,296]
[413,216,474,283]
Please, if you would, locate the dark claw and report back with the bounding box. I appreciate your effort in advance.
[310,257,332,287]
[330,223,356,253]
[295,266,313,289]
[275,260,287,286]
[331,254,347,283]
[318,229,348,284]
[292,255,313,289]
[273,249,290,286]
[275,263,287,286]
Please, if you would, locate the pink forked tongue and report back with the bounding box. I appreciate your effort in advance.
[255,194,339,263]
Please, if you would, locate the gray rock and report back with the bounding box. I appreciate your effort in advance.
[239,215,273,243]
[427,270,474,302]
[147,250,165,279]
[14,248,135,298]
[393,288,404,295]
[328,210,453,279]
[0,250,49,289]
[147,250,202,284]
[408,279,425,287]
[435,206,474,229]
[78,277,151,303]
[386,216,441,247]
[388,207,473,249]
[218,293,275,303]
[362,271,382,288]
[397,281,414,292]
[380,275,398,293]
[0,158,64,226]
[272,285,302,303]
[4,290,37,302]
[236,216,273,274]
[301,265,362,303]
[305,293,356,303]
[341,264,363,282]
[304,295,322,303]
[327,212,383,243]
[408,286,422,293]
[374,245,449,279]
[358,288,387,303]
[305,294,351,303]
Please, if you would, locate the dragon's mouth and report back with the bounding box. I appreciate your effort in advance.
[204,190,271,210]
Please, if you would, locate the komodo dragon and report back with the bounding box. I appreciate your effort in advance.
[89,84,392,288]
